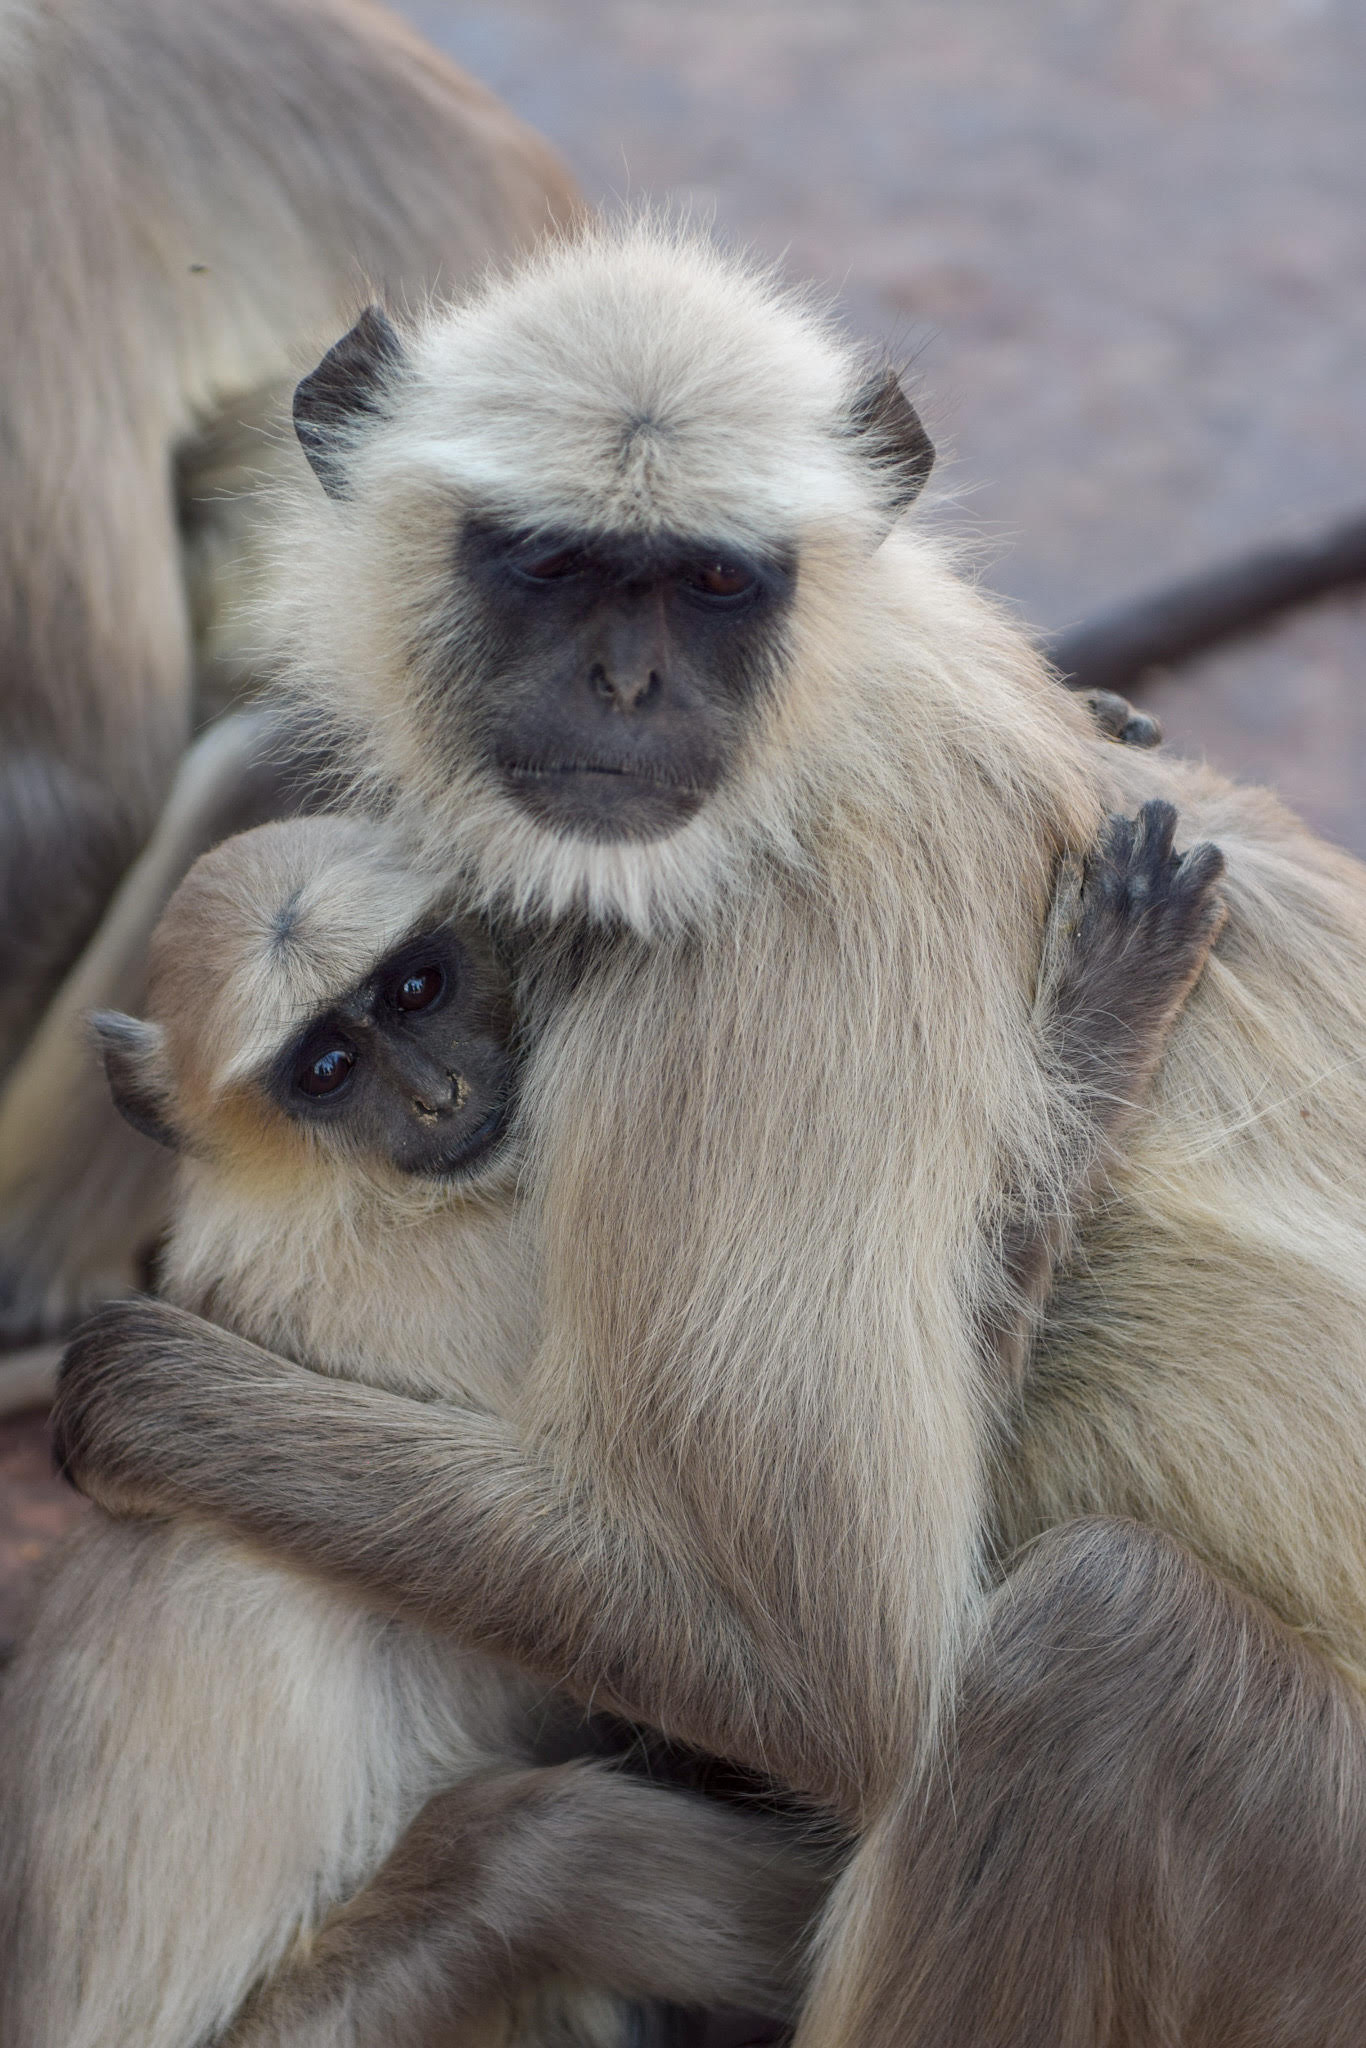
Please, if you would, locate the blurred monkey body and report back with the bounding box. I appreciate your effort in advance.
[0,816,832,2048]
[0,0,577,1335]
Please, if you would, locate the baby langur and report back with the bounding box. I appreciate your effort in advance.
[0,814,831,2048]
[3,799,1222,2048]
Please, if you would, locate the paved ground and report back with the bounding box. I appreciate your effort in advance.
[3,0,1365,1633]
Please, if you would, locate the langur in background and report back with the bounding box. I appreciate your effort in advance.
[0,0,577,1341]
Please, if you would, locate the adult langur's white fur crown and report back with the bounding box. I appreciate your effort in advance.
[275,221,949,935]
[393,234,921,540]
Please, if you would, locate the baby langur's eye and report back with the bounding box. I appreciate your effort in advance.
[295,1044,356,1098]
[391,964,446,1013]
[690,561,756,600]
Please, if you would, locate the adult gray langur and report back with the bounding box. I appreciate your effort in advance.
[55,225,1366,2044]
[0,0,577,1339]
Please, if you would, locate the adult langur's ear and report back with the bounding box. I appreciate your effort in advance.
[846,367,935,513]
[91,1013,180,1151]
[293,304,406,500]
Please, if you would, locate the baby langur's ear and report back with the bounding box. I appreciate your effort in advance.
[91,1013,179,1151]
[846,367,935,514]
[293,303,407,500]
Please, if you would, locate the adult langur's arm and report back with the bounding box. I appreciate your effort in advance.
[54,1302,838,1800]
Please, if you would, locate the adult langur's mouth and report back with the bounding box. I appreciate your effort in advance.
[499,760,709,839]
[501,760,698,793]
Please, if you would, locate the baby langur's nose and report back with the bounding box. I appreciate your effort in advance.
[383,1035,470,1120]
[411,1071,468,1121]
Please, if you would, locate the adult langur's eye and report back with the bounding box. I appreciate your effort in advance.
[691,561,755,599]
[296,1044,356,1097]
[392,964,445,1013]
[518,547,584,581]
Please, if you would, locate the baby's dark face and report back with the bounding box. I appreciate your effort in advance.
[270,916,516,1180]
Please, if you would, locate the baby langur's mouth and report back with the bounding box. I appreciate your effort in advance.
[420,1097,512,1179]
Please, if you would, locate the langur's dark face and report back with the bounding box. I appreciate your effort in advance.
[270,921,516,1181]
[453,519,796,843]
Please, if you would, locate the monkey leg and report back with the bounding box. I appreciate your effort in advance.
[223,1762,832,2048]
[0,713,319,1350]
[0,756,146,1078]
[0,388,196,1085]
[798,1517,1366,2048]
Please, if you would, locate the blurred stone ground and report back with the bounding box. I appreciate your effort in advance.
[4,0,1365,1633]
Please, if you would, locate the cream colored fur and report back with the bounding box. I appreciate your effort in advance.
[15,224,1360,2045]
[4,1518,530,2048]
[247,225,1366,2041]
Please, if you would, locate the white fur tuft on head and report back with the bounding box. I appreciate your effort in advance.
[381,219,887,547]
